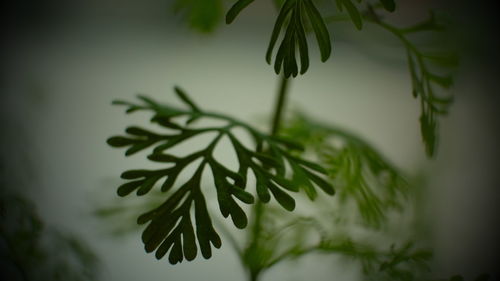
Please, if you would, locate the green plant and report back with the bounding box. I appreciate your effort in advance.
[104,0,464,280]
[0,177,100,281]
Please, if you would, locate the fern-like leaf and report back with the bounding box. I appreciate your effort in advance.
[107,87,334,263]
[283,113,409,228]
[266,0,331,78]
[373,12,458,157]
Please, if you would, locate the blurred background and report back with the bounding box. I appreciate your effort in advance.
[1,0,499,280]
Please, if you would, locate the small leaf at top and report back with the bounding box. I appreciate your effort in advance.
[336,0,363,30]
[174,86,201,112]
[226,0,255,24]
[302,0,331,62]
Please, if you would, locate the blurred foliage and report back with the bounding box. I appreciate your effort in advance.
[282,113,410,228]
[363,7,458,157]
[0,189,100,281]
[173,0,224,33]
[107,87,334,264]
[0,105,99,281]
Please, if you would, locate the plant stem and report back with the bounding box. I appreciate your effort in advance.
[271,75,290,136]
[249,270,260,281]
[245,74,291,281]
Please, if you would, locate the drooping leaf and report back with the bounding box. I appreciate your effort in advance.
[301,0,331,62]
[335,0,363,29]
[372,12,457,157]
[226,0,255,24]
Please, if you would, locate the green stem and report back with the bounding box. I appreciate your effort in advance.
[245,74,291,281]
[249,270,261,281]
[271,75,290,136]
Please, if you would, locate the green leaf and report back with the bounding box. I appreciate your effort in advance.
[226,0,255,24]
[272,175,300,192]
[125,126,157,136]
[375,14,457,157]
[174,86,201,112]
[282,114,409,228]
[181,216,197,261]
[117,180,143,196]
[108,87,334,262]
[268,182,296,211]
[302,0,331,62]
[266,0,331,77]
[266,0,296,64]
[303,169,335,195]
[286,154,327,173]
[290,161,316,200]
[427,73,453,89]
[421,52,459,67]
[295,4,309,74]
[336,0,363,30]
[107,136,135,147]
[420,111,436,157]
[147,153,179,163]
[125,141,157,156]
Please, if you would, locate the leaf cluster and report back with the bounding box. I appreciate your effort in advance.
[282,113,409,228]
[371,12,458,157]
[317,239,433,281]
[107,87,334,263]
[374,242,433,281]
[265,0,331,78]
[226,0,397,77]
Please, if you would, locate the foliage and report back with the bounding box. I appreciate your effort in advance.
[173,0,457,156]
[0,189,100,281]
[107,87,334,264]
[265,0,331,78]
[370,242,432,281]
[365,10,458,157]
[283,113,410,228]
[102,0,464,280]
[173,0,224,33]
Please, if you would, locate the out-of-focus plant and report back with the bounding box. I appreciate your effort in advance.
[0,115,100,281]
[0,188,100,281]
[101,0,475,280]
